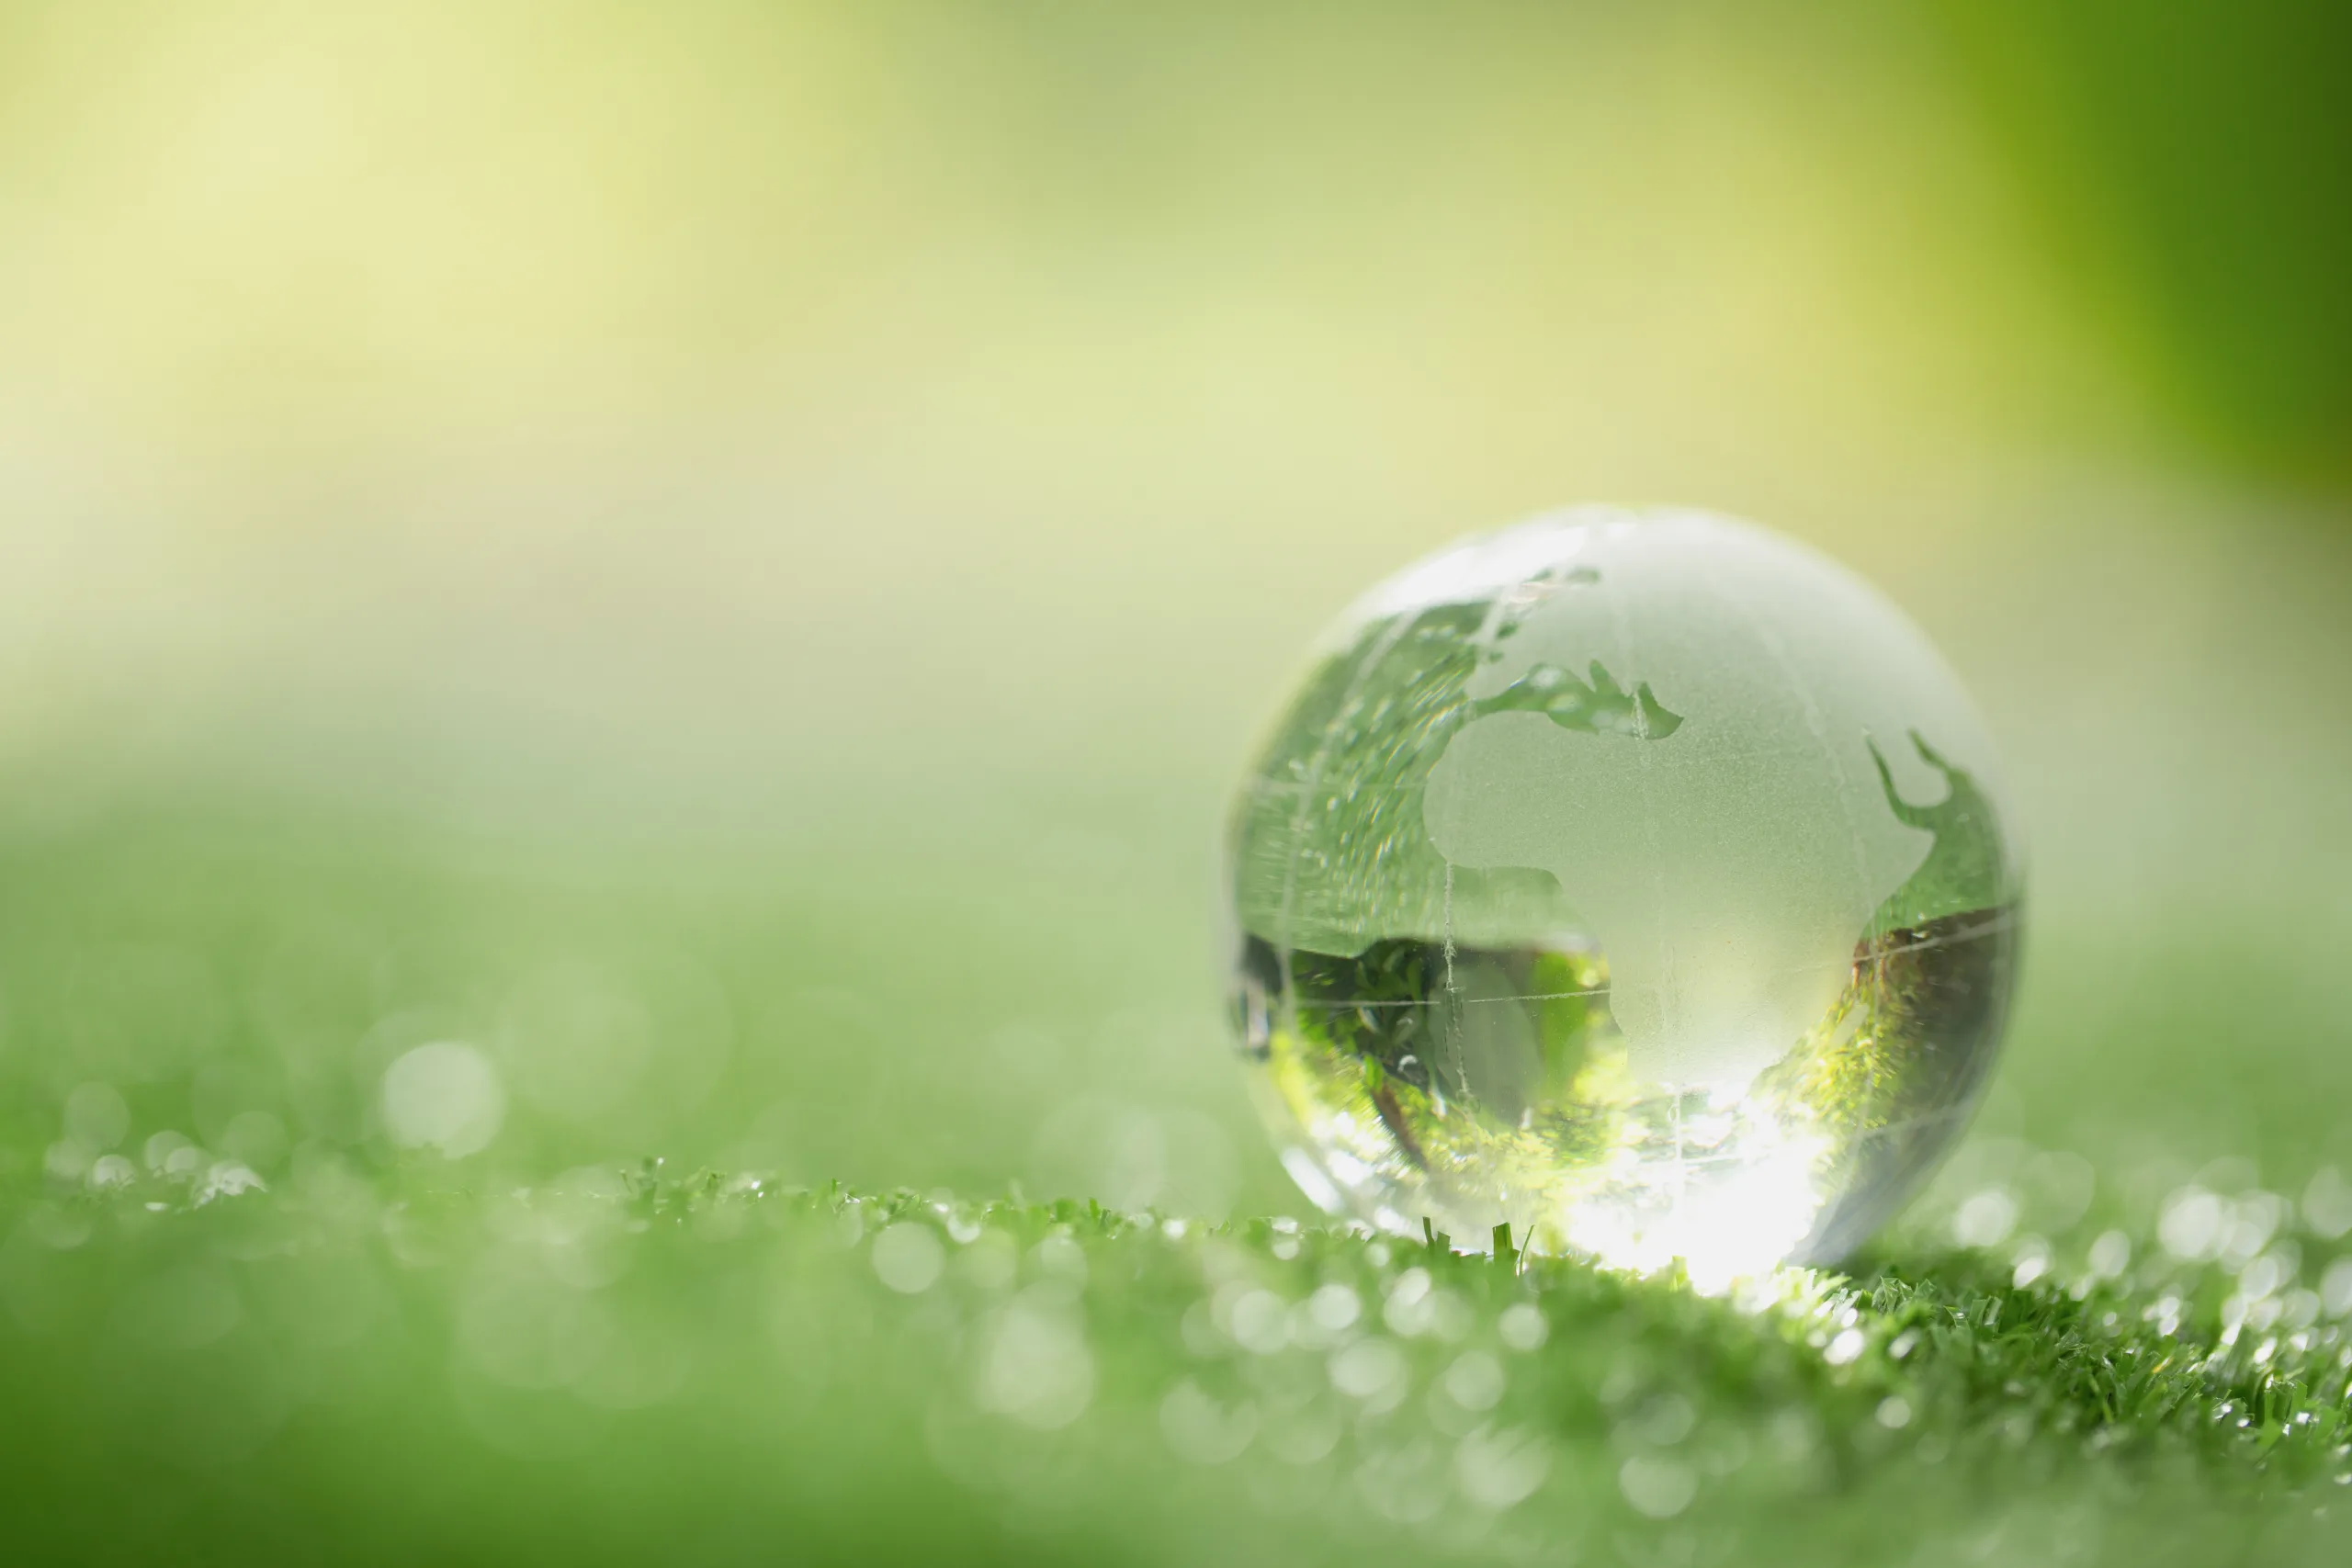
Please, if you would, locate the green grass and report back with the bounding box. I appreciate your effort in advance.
[5,800,2351,1565]
[5,1156,2351,1566]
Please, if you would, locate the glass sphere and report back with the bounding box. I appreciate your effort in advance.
[1226,508,2018,1280]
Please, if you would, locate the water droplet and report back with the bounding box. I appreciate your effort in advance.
[1442,1350,1506,1412]
[1457,1424,1551,1509]
[1497,1302,1548,1351]
[1954,1189,2019,1249]
[1308,1282,1362,1333]
[382,1042,504,1158]
[1159,1379,1257,1464]
[1329,1337,1409,1409]
[872,1223,945,1294]
[975,1288,1093,1429]
[1619,1454,1697,1518]
[1228,1289,1288,1354]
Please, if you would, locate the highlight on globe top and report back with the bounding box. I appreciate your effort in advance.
[2,7,2349,1566]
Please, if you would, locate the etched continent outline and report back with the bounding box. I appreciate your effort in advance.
[1419,515,1993,1087]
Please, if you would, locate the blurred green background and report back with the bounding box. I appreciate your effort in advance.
[2,0,2349,1223]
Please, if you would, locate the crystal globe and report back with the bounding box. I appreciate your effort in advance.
[1226,508,2018,1280]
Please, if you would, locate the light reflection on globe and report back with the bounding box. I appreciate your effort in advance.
[1225,508,2019,1285]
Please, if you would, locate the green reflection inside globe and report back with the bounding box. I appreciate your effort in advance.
[1226,508,2019,1283]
